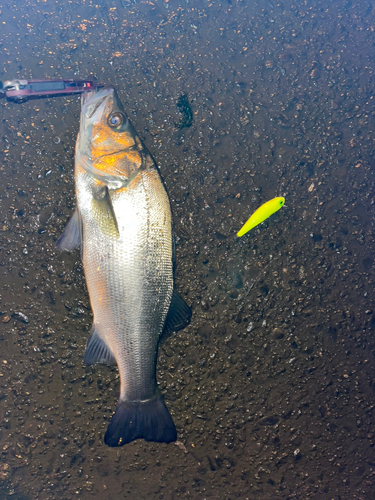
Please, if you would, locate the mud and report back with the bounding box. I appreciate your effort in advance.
[1,0,375,499]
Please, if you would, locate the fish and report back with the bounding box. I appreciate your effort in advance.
[237,197,285,237]
[56,86,191,447]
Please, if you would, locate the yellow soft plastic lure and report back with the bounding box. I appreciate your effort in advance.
[237,197,285,237]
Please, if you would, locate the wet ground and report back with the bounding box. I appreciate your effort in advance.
[1,0,375,498]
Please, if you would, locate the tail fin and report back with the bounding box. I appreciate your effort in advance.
[104,396,177,447]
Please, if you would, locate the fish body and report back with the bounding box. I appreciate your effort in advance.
[237,197,285,237]
[57,87,191,446]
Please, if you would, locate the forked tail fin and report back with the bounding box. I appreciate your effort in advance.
[104,396,177,447]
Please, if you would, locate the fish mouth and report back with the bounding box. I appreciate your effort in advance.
[81,86,115,119]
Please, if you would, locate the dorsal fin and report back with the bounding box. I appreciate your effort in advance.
[163,288,191,336]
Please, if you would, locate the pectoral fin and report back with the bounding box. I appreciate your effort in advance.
[91,186,120,239]
[55,208,82,251]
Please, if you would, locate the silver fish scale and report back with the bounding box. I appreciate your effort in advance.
[76,163,174,402]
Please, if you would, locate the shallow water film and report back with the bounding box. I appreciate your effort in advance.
[1,0,375,498]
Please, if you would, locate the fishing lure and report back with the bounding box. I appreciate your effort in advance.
[237,197,285,237]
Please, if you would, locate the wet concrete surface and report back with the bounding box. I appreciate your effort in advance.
[1,0,375,498]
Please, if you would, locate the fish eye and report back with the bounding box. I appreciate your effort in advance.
[108,112,124,128]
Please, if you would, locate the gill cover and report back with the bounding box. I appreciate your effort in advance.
[77,86,149,187]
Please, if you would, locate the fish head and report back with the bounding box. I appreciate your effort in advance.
[77,86,150,187]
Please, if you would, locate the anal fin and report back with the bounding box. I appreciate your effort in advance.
[83,325,117,366]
